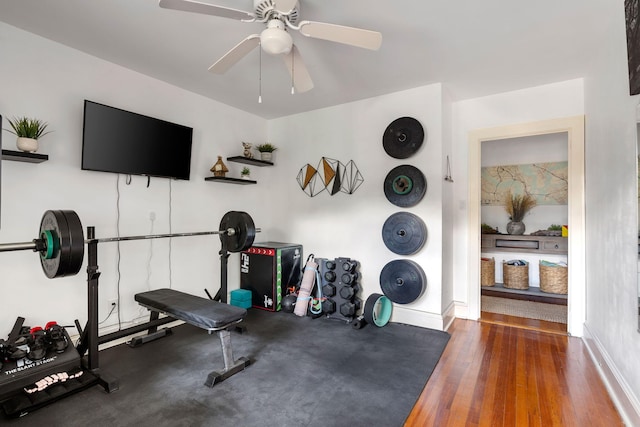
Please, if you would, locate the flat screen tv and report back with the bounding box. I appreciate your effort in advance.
[82,100,193,180]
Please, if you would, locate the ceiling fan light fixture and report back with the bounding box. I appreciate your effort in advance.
[260,19,292,55]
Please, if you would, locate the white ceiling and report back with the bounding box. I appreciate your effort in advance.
[0,0,612,119]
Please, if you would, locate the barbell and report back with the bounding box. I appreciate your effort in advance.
[0,210,260,279]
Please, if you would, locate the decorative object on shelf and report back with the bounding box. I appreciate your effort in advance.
[531,224,562,237]
[296,157,363,197]
[383,116,424,159]
[242,142,254,159]
[5,116,52,153]
[539,260,568,294]
[241,167,251,180]
[210,156,229,177]
[481,223,499,234]
[481,257,496,287]
[256,143,277,161]
[503,190,536,235]
[502,259,529,290]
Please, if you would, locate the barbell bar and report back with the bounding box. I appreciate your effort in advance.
[0,210,260,279]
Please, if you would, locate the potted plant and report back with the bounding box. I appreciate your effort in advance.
[6,116,52,153]
[256,143,277,161]
[503,190,536,235]
[241,166,251,180]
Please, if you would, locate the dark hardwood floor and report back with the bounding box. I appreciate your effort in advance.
[405,317,623,426]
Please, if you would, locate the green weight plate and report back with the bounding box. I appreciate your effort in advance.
[383,165,427,207]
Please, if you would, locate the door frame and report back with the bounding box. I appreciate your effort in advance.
[467,115,586,337]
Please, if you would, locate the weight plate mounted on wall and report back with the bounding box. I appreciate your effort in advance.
[383,165,427,207]
[382,117,425,159]
[382,212,427,255]
[379,259,426,304]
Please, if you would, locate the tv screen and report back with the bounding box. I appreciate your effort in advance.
[82,100,193,180]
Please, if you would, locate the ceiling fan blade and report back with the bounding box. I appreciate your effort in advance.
[209,34,260,74]
[298,21,382,50]
[273,0,298,14]
[281,45,314,93]
[159,0,254,21]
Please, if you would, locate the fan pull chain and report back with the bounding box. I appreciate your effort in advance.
[258,44,263,104]
[291,46,295,95]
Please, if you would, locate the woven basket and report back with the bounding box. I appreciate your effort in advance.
[502,261,529,290]
[481,257,495,287]
[539,262,568,294]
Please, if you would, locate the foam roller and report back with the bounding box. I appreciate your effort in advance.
[294,257,318,317]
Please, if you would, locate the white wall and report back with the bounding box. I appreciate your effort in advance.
[266,84,448,329]
[0,22,268,334]
[581,2,640,424]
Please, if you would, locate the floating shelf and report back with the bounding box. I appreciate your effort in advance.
[2,149,48,163]
[205,176,257,185]
[227,156,273,167]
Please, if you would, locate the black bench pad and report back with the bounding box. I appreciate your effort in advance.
[135,288,246,331]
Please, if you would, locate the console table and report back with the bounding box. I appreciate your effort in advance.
[481,234,567,255]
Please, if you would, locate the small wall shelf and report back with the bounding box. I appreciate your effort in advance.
[2,149,48,163]
[205,176,257,185]
[227,156,273,167]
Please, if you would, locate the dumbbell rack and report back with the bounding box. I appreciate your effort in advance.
[316,257,362,322]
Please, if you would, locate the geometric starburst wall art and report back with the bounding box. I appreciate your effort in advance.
[296,157,364,197]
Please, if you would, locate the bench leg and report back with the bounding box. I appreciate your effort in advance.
[204,329,250,387]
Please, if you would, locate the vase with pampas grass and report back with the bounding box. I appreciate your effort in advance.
[503,190,536,235]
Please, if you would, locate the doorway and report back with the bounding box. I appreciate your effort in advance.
[479,133,569,333]
[466,116,586,337]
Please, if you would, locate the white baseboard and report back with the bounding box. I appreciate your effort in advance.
[390,306,446,330]
[583,324,640,426]
[453,301,470,319]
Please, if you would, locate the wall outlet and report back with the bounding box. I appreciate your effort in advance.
[108,299,118,310]
[149,211,156,221]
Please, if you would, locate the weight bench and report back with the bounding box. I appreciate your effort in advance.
[134,288,250,387]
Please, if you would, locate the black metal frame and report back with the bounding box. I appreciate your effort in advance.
[76,226,231,392]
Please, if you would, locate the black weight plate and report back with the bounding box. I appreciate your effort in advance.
[383,117,425,159]
[383,165,427,207]
[382,212,427,255]
[39,210,84,278]
[379,259,426,304]
[219,211,256,253]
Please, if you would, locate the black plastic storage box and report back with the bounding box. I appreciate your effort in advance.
[240,242,303,311]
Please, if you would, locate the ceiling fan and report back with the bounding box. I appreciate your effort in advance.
[158,0,383,94]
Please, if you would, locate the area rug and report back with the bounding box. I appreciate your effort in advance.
[482,295,567,324]
[4,309,450,427]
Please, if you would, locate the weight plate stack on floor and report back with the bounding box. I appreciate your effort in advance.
[379,259,426,304]
[383,165,427,208]
[382,117,425,159]
[382,212,427,255]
